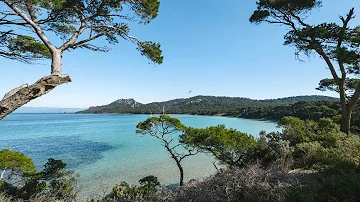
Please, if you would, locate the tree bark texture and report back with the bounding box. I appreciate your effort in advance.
[0,75,71,120]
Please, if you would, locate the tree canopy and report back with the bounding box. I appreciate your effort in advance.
[136,115,197,186]
[136,115,187,135]
[0,0,163,63]
[0,31,50,62]
[0,149,36,179]
[0,155,76,200]
[181,125,257,168]
[0,0,163,120]
[250,0,360,134]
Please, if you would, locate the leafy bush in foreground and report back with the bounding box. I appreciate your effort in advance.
[0,149,76,201]
[181,116,360,171]
[254,117,360,170]
[89,175,161,202]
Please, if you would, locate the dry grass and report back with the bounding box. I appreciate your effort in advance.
[145,165,300,202]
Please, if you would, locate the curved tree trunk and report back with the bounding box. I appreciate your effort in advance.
[340,101,359,135]
[339,82,351,135]
[0,75,71,120]
[0,50,71,120]
[177,160,184,187]
[0,2,74,120]
[165,145,185,186]
[340,82,360,134]
[340,112,351,135]
[339,104,351,135]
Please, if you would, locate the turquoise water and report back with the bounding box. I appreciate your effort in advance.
[0,114,279,199]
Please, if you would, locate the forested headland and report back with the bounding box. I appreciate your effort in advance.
[78,95,360,132]
[77,95,338,115]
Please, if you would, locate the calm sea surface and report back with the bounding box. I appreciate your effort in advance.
[0,114,279,199]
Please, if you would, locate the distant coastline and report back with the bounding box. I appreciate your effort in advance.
[14,107,86,114]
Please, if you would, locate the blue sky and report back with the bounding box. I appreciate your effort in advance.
[0,0,359,108]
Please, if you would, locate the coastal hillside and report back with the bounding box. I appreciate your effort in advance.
[78,98,141,114]
[77,95,338,115]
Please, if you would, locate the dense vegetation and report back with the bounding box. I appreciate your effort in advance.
[88,114,360,202]
[250,0,360,134]
[78,96,360,133]
[227,101,360,132]
[181,125,257,168]
[182,116,360,171]
[2,112,360,202]
[77,95,338,115]
[0,150,76,201]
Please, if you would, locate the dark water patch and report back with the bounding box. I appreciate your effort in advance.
[0,136,114,170]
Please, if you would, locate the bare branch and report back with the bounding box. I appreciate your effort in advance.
[0,19,29,26]
[59,26,87,51]
[314,44,340,82]
[170,144,181,150]
[70,33,105,49]
[59,7,88,52]
[179,149,199,162]
[337,8,355,80]
[288,11,310,28]
[90,25,141,43]
[71,43,109,52]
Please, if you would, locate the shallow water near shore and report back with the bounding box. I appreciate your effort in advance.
[0,114,279,200]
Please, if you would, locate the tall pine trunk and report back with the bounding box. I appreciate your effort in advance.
[51,50,62,75]
[176,160,184,186]
[340,107,351,135]
[339,81,351,135]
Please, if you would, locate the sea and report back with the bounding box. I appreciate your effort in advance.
[0,114,280,200]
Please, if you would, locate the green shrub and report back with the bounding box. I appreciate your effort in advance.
[148,165,295,202]
[283,163,360,202]
[181,125,257,168]
[182,116,360,171]
[102,175,160,201]
[0,153,76,201]
[268,116,360,169]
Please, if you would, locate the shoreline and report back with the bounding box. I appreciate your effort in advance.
[75,112,279,123]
